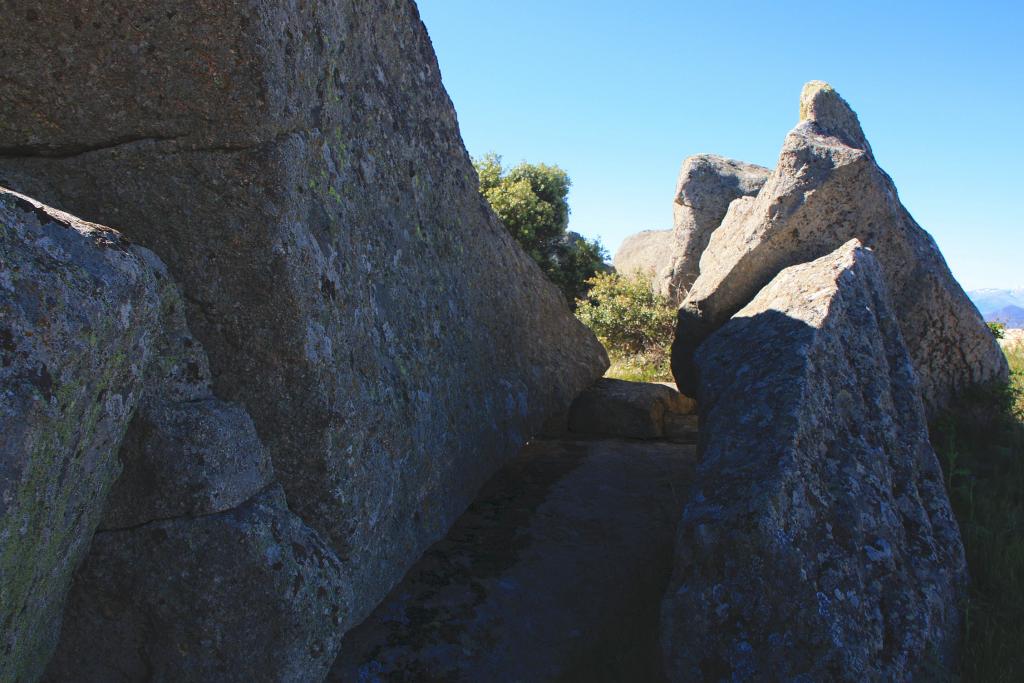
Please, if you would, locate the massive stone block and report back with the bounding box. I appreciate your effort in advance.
[661,241,967,681]
[671,82,1006,414]
[0,0,608,623]
[45,487,351,683]
[0,188,159,681]
[43,250,352,681]
[612,228,673,294]
[666,154,770,302]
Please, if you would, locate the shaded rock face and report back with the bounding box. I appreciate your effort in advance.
[99,264,275,529]
[567,378,695,440]
[44,228,352,680]
[666,154,770,302]
[661,241,967,681]
[333,438,697,683]
[0,0,608,623]
[0,188,159,682]
[672,82,1007,414]
[45,487,351,683]
[612,229,673,294]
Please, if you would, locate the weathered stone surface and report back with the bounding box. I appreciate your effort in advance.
[100,398,273,529]
[0,0,608,624]
[568,378,695,440]
[0,188,159,681]
[44,486,352,683]
[612,229,673,294]
[332,437,697,682]
[666,154,770,302]
[46,231,346,679]
[672,82,1007,415]
[661,241,967,681]
[101,269,274,529]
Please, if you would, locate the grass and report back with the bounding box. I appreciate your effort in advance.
[604,348,674,383]
[933,342,1024,681]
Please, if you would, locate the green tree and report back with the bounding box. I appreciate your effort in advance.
[474,153,606,304]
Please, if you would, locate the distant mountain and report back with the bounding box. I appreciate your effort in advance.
[988,305,1024,329]
[968,288,1024,318]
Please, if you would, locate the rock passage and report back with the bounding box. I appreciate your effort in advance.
[0,1,1003,679]
[332,436,698,682]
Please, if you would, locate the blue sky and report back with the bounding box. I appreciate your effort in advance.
[417,0,1023,290]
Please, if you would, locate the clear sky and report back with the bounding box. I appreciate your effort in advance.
[417,0,1023,290]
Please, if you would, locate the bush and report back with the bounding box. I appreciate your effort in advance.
[575,271,677,381]
[989,321,1007,340]
[474,153,607,305]
[933,346,1024,681]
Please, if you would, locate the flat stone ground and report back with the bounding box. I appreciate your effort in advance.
[330,437,698,683]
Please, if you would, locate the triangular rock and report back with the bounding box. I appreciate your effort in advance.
[662,240,966,679]
[672,81,1007,415]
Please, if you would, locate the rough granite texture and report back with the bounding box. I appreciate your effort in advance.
[567,378,695,440]
[0,0,608,625]
[666,154,770,302]
[672,82,1007,414]
[100,267,274,529]
[661,241,967,681]
[0,188,159,682]
[44,486,352,683]
[612,229,673,294]
[44,227,349,679]
[332,438,697,682]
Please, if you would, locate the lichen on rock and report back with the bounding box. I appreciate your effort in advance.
[0,188,160,682]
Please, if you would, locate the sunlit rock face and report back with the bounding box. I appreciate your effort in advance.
[666,154,770,303]
[671,81,1007,415]
[661,240,967,681]
[0,0,607,632]
[613,229,674,295]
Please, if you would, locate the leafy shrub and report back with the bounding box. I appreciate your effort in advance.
[575,271,677,381]
[474,153,607,305]
[988,321,1007,340]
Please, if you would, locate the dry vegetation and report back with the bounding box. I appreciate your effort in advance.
[934,340,1024,681]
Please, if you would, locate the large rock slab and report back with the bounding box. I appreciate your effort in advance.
[672,82,1007,415]
[44,244,350,679]
[332,437,697,682]
[665,154,770,302]
[0,188,159,681]
[0,0,608,623]
[612,229,674,294]
[567,378,695,440]
[661,241,967,681]
[44,486,352,683]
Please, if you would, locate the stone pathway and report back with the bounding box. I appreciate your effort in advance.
[330,435,697,682]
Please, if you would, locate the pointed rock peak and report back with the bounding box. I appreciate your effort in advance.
[798,81,870,151]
